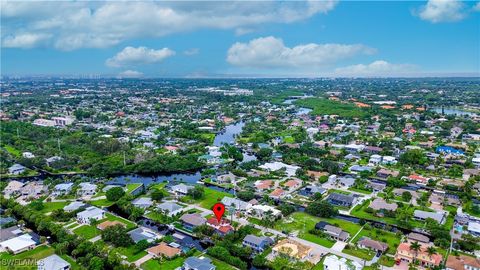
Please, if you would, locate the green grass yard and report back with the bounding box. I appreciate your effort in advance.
[88,198,115,207]
[141,256,186,270]
[0,245,55,270]
[114,246,147,262]
[352,226,400,255]
[126,183,143,194]
[100,213,137,230]
[342,245,375,260]
[197,188,234,209]
[73,225,100,239]
[36,201,70,214]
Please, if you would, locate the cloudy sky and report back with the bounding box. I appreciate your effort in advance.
[1,0,479,77]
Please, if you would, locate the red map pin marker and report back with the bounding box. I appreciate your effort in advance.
[212,202,225,222]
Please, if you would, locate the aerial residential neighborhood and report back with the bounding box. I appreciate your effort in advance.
[1,0,479,270]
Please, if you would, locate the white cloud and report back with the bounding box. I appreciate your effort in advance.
[235,27,255,36]
[334,60,416,76]
[2,33,51,48]
[183,48,199,56]
[1,1,338,50]
[417,0,466,23]
[117,70,143,78]
[227,36,375,68]
[474,2,480,11]
[106,46,175,68]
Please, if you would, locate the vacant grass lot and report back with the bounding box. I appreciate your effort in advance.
[36,201,70,214]
[275,212,362,248]
[114,246,147,262]
[73,225,100,239]
[101,213,137,230]
[88,198,115,207]
[197,188,234,209]
[342,245,375,260]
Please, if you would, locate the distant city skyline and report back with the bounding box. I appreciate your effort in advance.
[1,0,479,77]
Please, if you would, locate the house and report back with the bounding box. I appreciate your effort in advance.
[284,179,302,190]
[76,206,105,224]
[407,174,430,185]
[247,204,282,219]
[467,221,480,237]
[3,180,24,198]
[171,184,194,195]
[206,217,234,235]
[242,235,273,252]
[215,172,236,184]
[128,227,161,243]
[0,226,23,242]
[63,201,85,212]
[270,188,285,198]
[349,165,374,173]
[255,180,273,190]
[77,182,97,196]
[366,181,386,192]
[180,213,206,231]
[132,197,153,209]
[53,183,74,195]
[20,181,46,198]
[8,164,26,175]
[182,256,216,270]
[316,222,350,241]
[369,154,382,165]
[395,242,442,267]
[369,198,398,212]
[38,254,71,270]
[413,210,446,224]
[406,232,430,244]
[272,239,313,260]
[299,185,326,197]
[357,237,388,253]
[221,197,251,211]
[147,242,181,258]
[327,193,356,208]
[446,254,480,270]
[376,168,399,179]
[97,220,125,231]
[0,234,37,254]
[157,202,184,216]
[259,162,300,177]
[46,156,63,166]
[323,255,362,270]
[22,152,35,159]
[336,176,355,188]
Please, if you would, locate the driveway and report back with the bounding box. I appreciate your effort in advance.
[331,241,347,252]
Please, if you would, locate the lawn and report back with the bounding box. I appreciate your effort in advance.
[126,183,142,194]
[4,145,21,157]
[141,257,186,270]
[379,255,396,267]
[273,212,363,248]
[115,246,147,262]
[207,255,236,270]
[0,245,55,269]
[348,187,372,195]
[101,213,137,230]
[295,98,369,118]
[88,198,115,207]
[352,226,400,255]
[60,254,83,270]
[73,225,100,239]
[342,245,375,260]
[36,201,70,214]
[197,188,234,209]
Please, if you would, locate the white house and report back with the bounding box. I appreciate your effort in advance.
[247,205,281,219]
[22,152,35,159]
[54,183,74,195]
[8,164,26,175]
[259,162,300,177]
[77,182,97,196]
[221,197,252,211]
[171,184,193,195]
[38,254,71,270]
[0,234,37,254]
[76,206,105,224]
[157,202,184,217]
[323,255,362,270]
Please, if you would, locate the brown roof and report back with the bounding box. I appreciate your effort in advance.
[147,242,181,258]
[446,255,480,270]
[96,221,125,230]
[406,232,429,243]
[358,237,388,252]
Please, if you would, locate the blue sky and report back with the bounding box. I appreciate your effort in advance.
[1,1,479,77]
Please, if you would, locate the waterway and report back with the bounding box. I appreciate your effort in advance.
[431,107,478,116]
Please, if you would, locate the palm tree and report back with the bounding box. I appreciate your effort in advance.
[426,246,437,261]
[409,241,421,263]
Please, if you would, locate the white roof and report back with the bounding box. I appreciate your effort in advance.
[468,221,480,234]
[0,234,36,252]
[250,204,281,215]
[79,182,97,191]
[323,255,362,270]
[38,254,70,270]
[64,201,85,211]
[77,206,104,219]
[259,162,300,177]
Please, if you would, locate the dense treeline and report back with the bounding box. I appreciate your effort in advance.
[0,196,134,270]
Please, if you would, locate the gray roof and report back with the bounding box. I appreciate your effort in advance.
[128,227,159,243]
[328,193,355,204]
[157,202,182,213]
[369,198,398,211]
[64,201,85,212]
[0,226,22,242]
[243,234,273,246]
[324,224,343,235]
[221,197,251,210]
[413,210,446,224]
[132,197,153,207]
[180,213,206,226]
[38,254,70,270]
[184,257,215,270]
